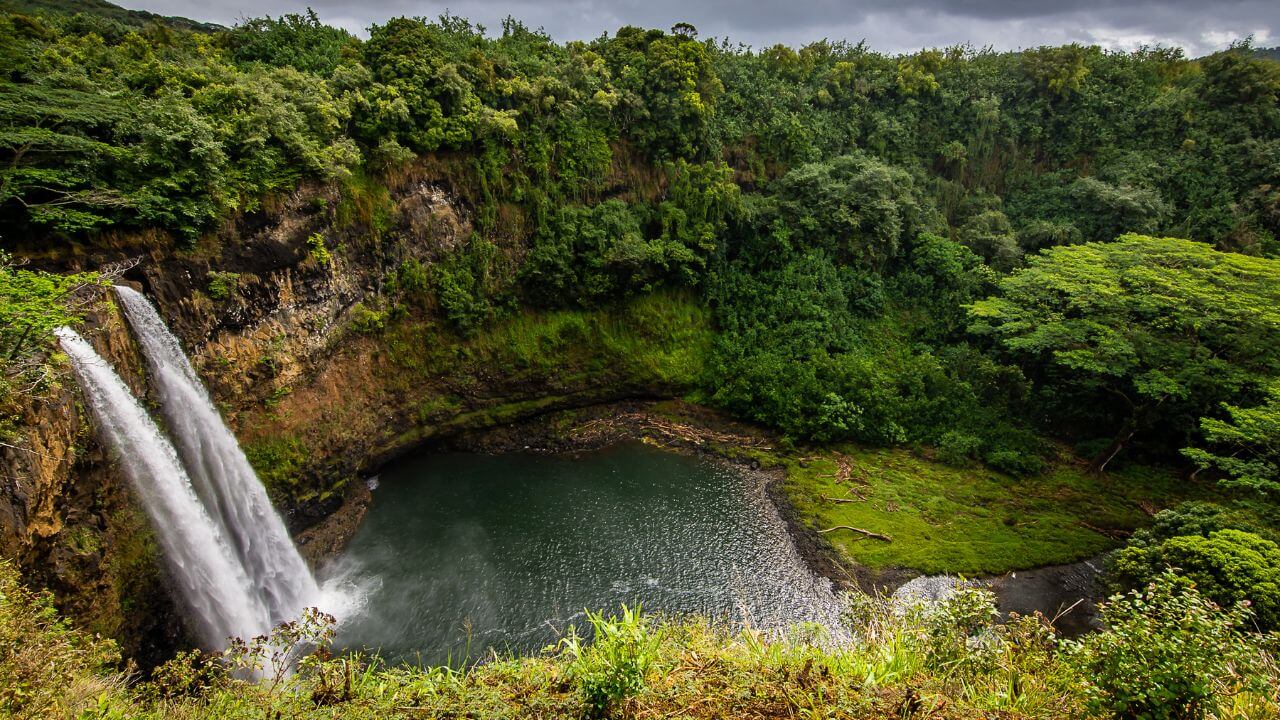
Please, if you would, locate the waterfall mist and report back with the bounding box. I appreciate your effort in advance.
[114,286,320,626]
[55,327,272,649]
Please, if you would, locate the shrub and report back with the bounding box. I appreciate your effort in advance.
[1110,529,1280,631]
[1073,571,1267,720]
[917,585,1002,674]
[224,607,337,685]
[206,271,241,300]
[0,561,124,718]
[346,302,386,334]
[937,430,982,465]
[984,448,1046,476]
[562,605,660,716]
[432,236,509,336]
[306,232,332,267]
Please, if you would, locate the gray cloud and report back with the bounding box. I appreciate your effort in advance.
[126,0,1278,55]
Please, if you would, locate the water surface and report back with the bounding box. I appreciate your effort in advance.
[331,442,843,664]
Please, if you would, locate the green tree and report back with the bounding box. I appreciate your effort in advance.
[1021,44,1092,99]
[360,17,479,153]
[596,26,721,161]
[970,235,1280,469]
[766,153,930,268]
[956,208,1021,270]
[1069,177,1169,243]
[1183,384,1280,498]
[226,10,354,75]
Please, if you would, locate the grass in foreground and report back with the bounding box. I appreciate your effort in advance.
[778,446,1214,575]
[3,561,1276,720]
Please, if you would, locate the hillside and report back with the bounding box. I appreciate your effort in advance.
[0,0,221,31]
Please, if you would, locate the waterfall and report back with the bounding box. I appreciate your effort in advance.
[55,328,272,648]
[114,286,320,626]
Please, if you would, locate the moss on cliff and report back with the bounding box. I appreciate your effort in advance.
[239,291,711,507]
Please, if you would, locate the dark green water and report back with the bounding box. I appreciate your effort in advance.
[329,442,843,664]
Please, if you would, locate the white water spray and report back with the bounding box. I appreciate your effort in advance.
[114,286,320,626]
[55,328,272,648]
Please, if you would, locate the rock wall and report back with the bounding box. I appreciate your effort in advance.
[0,300,184,667]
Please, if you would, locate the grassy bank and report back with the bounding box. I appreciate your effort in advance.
[3,560,1276,720]
[775,446,1212,575]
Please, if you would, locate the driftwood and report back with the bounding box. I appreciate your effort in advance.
[817,525,892,542]
[802,452,873,497]
[573,413,772,450]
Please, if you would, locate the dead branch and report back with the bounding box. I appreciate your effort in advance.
[817,525,892,542]
[821,493,864,504]
[572,412,772,451]
[98,255,143,281]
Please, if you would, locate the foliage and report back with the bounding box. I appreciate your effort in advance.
[971,235,1280,466]
[431,235,510,336]
[521,161,737,307]
[7,549,1278,720]
[1110,530,1280,632]
[761,152,930,268]
[205,270,240,300]
[0,252,100,437]
[225,10,353,75]
[1072,571,1275,720]
[562,605,660,715]
[521,199,650,306]
[345,302,385,334]
[242,435,307,498]
[1020,45,1092,99]
[223,607,337,686]
[595,26,722,161]
[0,560,123,719]
[1184,383,1280,498]
[304,232,331,266]
[0,252,96,360]
[4,12,1280,703]
[1069,177,1170,243]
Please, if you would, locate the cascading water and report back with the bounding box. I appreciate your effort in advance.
[114,286,320,626]
[54,327,272,648]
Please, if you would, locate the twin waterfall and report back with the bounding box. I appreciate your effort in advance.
[57,287,321,649]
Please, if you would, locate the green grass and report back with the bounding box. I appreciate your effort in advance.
[780,446,1215,575]
[5,558,1276,720]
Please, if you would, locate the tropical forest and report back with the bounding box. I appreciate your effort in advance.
[0,0,1278,717]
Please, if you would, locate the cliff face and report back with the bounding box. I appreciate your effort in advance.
[0,165,704,660]
[0,302,184,666]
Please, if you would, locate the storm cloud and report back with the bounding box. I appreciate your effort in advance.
[127,0,1277,55]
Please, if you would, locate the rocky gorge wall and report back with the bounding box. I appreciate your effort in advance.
[0,163,705,663]
[0,300,184,667]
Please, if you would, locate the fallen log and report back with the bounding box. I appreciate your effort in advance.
[817,525,892,542]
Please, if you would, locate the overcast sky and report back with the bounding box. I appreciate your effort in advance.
[126,0,1278,56]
